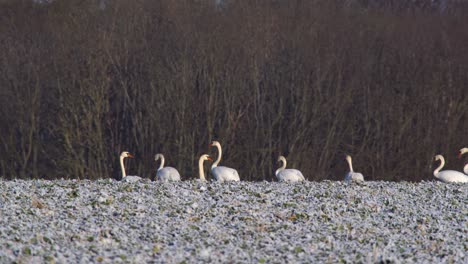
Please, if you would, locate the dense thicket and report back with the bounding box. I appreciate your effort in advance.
[1,0,468,181]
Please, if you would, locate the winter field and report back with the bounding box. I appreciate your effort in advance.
[0,180,466,263]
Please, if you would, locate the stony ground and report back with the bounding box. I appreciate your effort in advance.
[0,179,466,263]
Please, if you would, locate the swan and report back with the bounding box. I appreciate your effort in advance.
[119,151,142,182]
[275,156,305,182]
[155,154,181,182]
[198,154,213,181]
[458,147,468,174]
[344,155,364,182]
[433,154,468,183]
[209,141,240,182]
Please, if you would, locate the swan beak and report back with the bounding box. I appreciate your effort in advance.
[208,143,213,147]
[207,156,213,161]
[458,152,462,159]
[127,153,134,158]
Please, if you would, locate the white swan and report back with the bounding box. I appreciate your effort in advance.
[119,151,142,182]
[198,154,213,181]
[345,155,364,182]
[458,147,468,174]
[209,141,240,182]
[275,156,305,182]
[155,154,181,182]
[433,154,468,183]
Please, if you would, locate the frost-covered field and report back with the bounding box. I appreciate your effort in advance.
[0,180,466,263]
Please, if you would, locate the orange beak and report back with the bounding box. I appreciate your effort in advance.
[208,143,213,147]
[207,156,213,161]
[127,153,134,158]
[458,152,462,159]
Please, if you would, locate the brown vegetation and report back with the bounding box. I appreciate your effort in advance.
[1,0,467,181]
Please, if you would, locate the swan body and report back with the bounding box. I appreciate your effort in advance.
[120,151,142,182]
[211,166,240,182]
[345,155,364,182]
[198,154,213,181]
[275,156,305,182]
[433,155,468,183]
[209,141,240,182]
[458,147,468,175]
[155,154,181,182]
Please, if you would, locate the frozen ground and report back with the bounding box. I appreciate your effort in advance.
[0,180,466,263]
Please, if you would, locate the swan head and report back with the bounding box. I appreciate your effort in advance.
[458,148,468,158]
[155,153,164,161]
[200,154,213,162]
[434,154,443,162]
[345,155,352,163]
[209,141,221,148]
[120,151,134,158]
[277,156,286,163]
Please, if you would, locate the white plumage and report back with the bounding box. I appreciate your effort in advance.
[211,166,240,182]
[209,141,240,182]
[433,154,468,183]
[155,154,181,182]
[458,147,468,175]
[119,151,142,182]
[198,154,213,181]
[345,155,364,183]
[275,156,305,182]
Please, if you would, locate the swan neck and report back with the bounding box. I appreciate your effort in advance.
[463,163,468,175]
[158,156,165,170]
[275,168,282,177]
[276,158,286,176]
[199,157,206,181]
[212,144,222,169]
[433,157,445,177]
[120,156,126,178]
[347,158,354,172]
